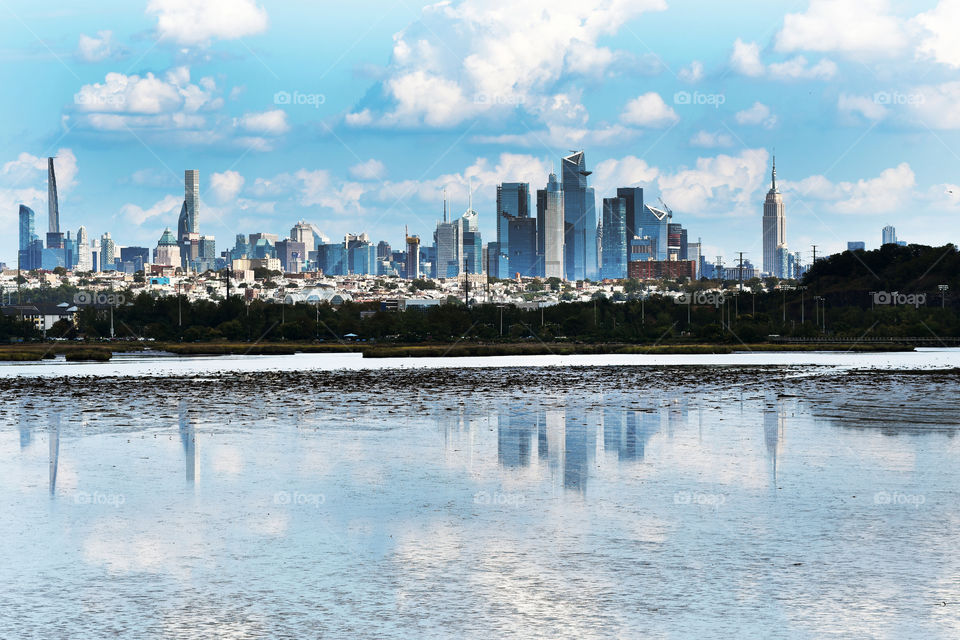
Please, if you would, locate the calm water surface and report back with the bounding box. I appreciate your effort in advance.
[1,355,959,639]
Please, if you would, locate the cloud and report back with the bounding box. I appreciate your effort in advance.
[657,148,769,215]
[349,0,667,128]
[72,67,221,118]
[592,156,660,196]
[209,171,245,203]
[912,1,960,68]
[147,0,268,46]
[774,0,907,58]
[2,148,78,193]
[730,39,836,80]
[470,124,641,148]
[678,61,703,83]
[767,56,837,80]
[689,130,734,148]
[349,159,386,180]
[730,39,764,77]
[837,93,887,122]
[236,109,289,135]
[906,81,960,129]
[620,92,679,127]
[77,31,115,62]
[120,194,182,226]
[735,102,777,128]
[783,163,916,214]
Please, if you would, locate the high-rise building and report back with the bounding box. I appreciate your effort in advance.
[775,244,790,280]
[638,204,671,261]
[120,246,150,272]
[276,239,305,273]
[405,232,420,279]
[882,225,897,246]
[184,169,199,234]
[686,240,702,279]
[561,151,598,281]
[47,158,60,235]
[847,241,865,251]
[19,205,35,251]
[154,228,180,267]
[617,187,644,245]
[100,232,116,271]
[600,197,627,280]
[495,182,529,278]
[460,205,482,275]
[377,241,391,260]
[542,172,565,280]
[434,198,461,278]
[76,226,92,272]
[762,156,786,276]
[508,217,537,277]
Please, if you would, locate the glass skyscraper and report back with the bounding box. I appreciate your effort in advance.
[507,217,538,278]
[600,197,627,280]
[561,151,597,281]
[495,182,529,278]
[542,173,565,280]
[19,205,35,251]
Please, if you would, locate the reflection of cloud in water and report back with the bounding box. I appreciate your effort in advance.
[209,444,244,477]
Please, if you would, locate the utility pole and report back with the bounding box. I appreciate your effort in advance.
[811,245,818,264]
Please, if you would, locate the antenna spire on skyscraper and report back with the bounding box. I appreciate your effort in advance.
[771,151,777,192]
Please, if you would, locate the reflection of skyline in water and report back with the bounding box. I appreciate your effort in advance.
[48,412,60,495]
[764,395,787,484]
[179,401,196,485]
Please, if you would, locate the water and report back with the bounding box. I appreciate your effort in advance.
[1,356,959,638]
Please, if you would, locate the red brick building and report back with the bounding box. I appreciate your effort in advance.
[627,260,696,280]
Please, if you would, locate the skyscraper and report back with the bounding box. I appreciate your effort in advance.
[508,217,538,277]
[543,172,565,280]
[460,203,482,275]
[184,169,199,234]
[76,226,92,272]
[600,197,627,280]
[561,151,598,281]
[762,156,786,276]
[639,204,671,261]
[882,225,897,246]
[405,231,420,279]
[47,158,59,234]
[495,182,529,278]
[19,205,35,251]
[46,158,64,250]
[617,187,644,244]
[100,232,116,271]
[434,197,461,278]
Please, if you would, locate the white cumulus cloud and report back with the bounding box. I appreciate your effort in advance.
[620,92,679,127]
[147,0,268,46]
[735,102,777,129]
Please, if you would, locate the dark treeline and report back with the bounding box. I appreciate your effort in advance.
[5,243,959,344]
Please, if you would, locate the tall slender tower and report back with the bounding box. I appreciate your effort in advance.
[762,155,785,277]
[47,158,60,234]
[184,169,199,233]
[543,172,565,280]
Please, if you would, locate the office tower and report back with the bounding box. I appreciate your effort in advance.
[639,204,671,261]
[76,226,91,271]
[882,225,897,246]
[460,201,482,275]
[762,155,786,276]
[617,187,645,245]
[345,234,376,275]
[405,232,420,279]
[434,196,461,278]
[276,239,305,273]
[120,246,150,272]
[775,244,790,280]
[232,234,249,259]
[184,170,199,234]
[847,241,866,251]
[535,188,547,276]
[561,151,598,281]
[62,231,77,269]
[600,197,627,280]
[543,172,565,280]
[377,241,391,260]
[47,158,60,235]
[316,242,345,276]
[508,217,538,277]
[686,240,702,279]
[19,205,35,251]
[154,228,181,267]
[100,232,116,271]
[495,182,530,278]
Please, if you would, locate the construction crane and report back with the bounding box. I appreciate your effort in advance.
[658,196,673,218]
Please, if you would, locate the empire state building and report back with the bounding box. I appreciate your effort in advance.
[762,156,785,277]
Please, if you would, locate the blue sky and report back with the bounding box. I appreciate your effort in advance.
[1,0,959,266]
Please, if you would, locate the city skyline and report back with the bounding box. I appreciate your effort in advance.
[1,1,958,267]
